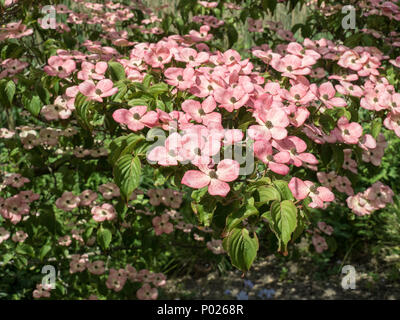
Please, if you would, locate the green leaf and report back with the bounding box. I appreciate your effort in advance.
[333,146,344,170]
[273,180,294,201]
[265,200,298,254]
[191,187,208,202]
[15,243,35,257]
[97,228,112,250]
[39,244,52,261]
[108,133,145,165]
[74,92,93,130]
[110,81,127,102]
[224,198,258,234]
[108,61,126,81]
[4,80,15,103]
[291,216,306,243]
[257,186,281,205]
[226,23,238,48]
[320,144,332,165]
[148,83,168,96]
[113,154,141,201]
[128,98,148,106]
[35,81,51,104]
[319,113,336,133]
[223,228,259,272]
[2,253,14,264]
[371,118,382,139]
[23,95,42,117]
[191,198,217,227]
[143,74,154,88]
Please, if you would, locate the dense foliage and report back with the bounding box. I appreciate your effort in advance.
[1,0,400,299]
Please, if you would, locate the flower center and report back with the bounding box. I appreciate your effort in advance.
[168,150,176,157]
[209,170,218,179]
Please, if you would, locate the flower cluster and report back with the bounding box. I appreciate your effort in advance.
[347,181,394,216]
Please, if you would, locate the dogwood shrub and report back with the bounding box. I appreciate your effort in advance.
[0,0,399,299]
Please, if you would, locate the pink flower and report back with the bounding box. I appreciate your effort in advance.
[152,273,167,287]
[12,230,28,242]
[77,61,108,80]
[223,129,243,145]
[87,260,105,275]
[384,112,400,137]
[113,105,158,131]
[79,79,118,102]
[312,234,328,253]
[273,136,318,167]
[335,176,354,196]
[317,171,337,189]
[316,82,347,109]
[188,25,213,42]
[342,149,358,173]
[174,47,209,67]
[106,269,127,292]
[136,284,158,300]
[164,67,194,90]
[58,235,71,246]
[147,132,185,166]
[137,269,155,283]
[144,45,172,69]
[0,227,10,244]
[288,177,335,208]
[18,190,40,203]
[181,159,240,197]
[152,214,174,236]
[214,86,249,112]
[181,96,220,125]
[91,203,116,222]
[317,222,334,236]
[248,18,263,32]
[55,191,80,211]
[98,182,120,199]
[79,189,98,206]
[338,50,364,71]
[346,194,375,216]
[199,1,218,8]
[364,181,394,209]
[4,173,30,188]
[389,56,400,68]
[336,116,363,144]
[44,56,76,78]
[253,140,290,175]
[283,82,316,105]
[270,54,311,79]
[32,284,51,299]
[125,264,138,282]
[249,108,289,142]
[41,96,72,121]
